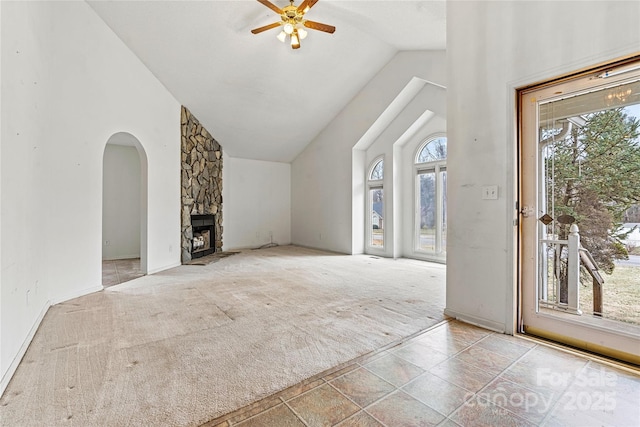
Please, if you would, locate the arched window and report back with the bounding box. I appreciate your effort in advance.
[416,136,447,163]
[370,159,384,180]
[367,158,384,249]
[415,136,447,258]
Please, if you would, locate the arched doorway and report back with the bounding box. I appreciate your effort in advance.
[102,132,148,287]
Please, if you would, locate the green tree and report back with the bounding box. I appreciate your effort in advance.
[545,108,640,276]
[419,173,436,228]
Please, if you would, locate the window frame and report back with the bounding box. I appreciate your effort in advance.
[366,156,385,252]
[414,135,447,259]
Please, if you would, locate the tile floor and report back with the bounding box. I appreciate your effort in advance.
[205,320,640,427]
[102,258,144,287]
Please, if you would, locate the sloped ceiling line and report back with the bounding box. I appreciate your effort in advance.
[86,0,446,163]
[354,77,447,151]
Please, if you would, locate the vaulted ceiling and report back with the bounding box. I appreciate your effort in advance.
[88,1,446,162]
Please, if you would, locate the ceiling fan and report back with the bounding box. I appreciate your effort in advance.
[251,0,336,50]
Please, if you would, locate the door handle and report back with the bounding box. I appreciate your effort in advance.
[520,206,535,217]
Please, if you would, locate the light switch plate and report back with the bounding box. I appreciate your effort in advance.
[482,185,498,200]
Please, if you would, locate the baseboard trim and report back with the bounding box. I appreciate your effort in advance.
[287,244,350,256]
[147,261,181,275]
[103,255,140,261]
[50,284,104,305]
[0,301,50,396]
[1,284,103,396]
[443,308,506,333]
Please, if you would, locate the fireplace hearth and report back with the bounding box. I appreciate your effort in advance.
[190,214,215,259]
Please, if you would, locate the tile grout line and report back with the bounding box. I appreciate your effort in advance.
[537,357,595,426]
[362,407,390,427]
[225,396,303,426]
[280,378,328,403]
[383,327,485,392]
[418,332,533,418]
[358,360,409,390]
[281,398,310,427]
[431,333,541,423]
[207,320,461,426]
[325,359,435,427]
[207,374,329,425]
[398,372,467,420]
[351,322,485,405]
[323,378,379,425]
[213,321,635,427]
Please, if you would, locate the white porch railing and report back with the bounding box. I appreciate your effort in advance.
[539,224,604,316]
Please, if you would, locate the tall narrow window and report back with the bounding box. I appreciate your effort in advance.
[368,158,384,249]
[415,136,447,258]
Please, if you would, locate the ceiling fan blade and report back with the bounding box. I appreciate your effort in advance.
[297,0,319,14]
[303,20,335,34]
[251,22,282,34]
[256,0,283,15]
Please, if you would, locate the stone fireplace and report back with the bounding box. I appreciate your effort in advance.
[180,106,223,262]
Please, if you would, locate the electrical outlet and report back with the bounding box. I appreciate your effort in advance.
[482,185,498,200]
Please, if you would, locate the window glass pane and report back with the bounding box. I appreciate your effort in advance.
[441,169,447,256]
[417,137,447,163]
[538,80,640,318]
[418,172,436,252]
[370,188,384,248]
[370,160,384,180]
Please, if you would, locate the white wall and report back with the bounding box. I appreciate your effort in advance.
[0,2,3,378]
[222,155,291,250]
[1,1,54,394]
[103,144,141,260]
[292,51,447,254]
[1,1,181,393]
[446,0,640,333]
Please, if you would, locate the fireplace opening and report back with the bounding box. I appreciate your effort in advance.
[191,214,215,259]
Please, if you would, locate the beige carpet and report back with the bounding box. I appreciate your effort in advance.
[0,245,446,426]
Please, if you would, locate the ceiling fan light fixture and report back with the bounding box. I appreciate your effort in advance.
[283,22,294,35]
[290,31,301,49]
[251,0,334,50]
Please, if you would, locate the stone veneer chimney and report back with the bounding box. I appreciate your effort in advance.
[180,106,223,262]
